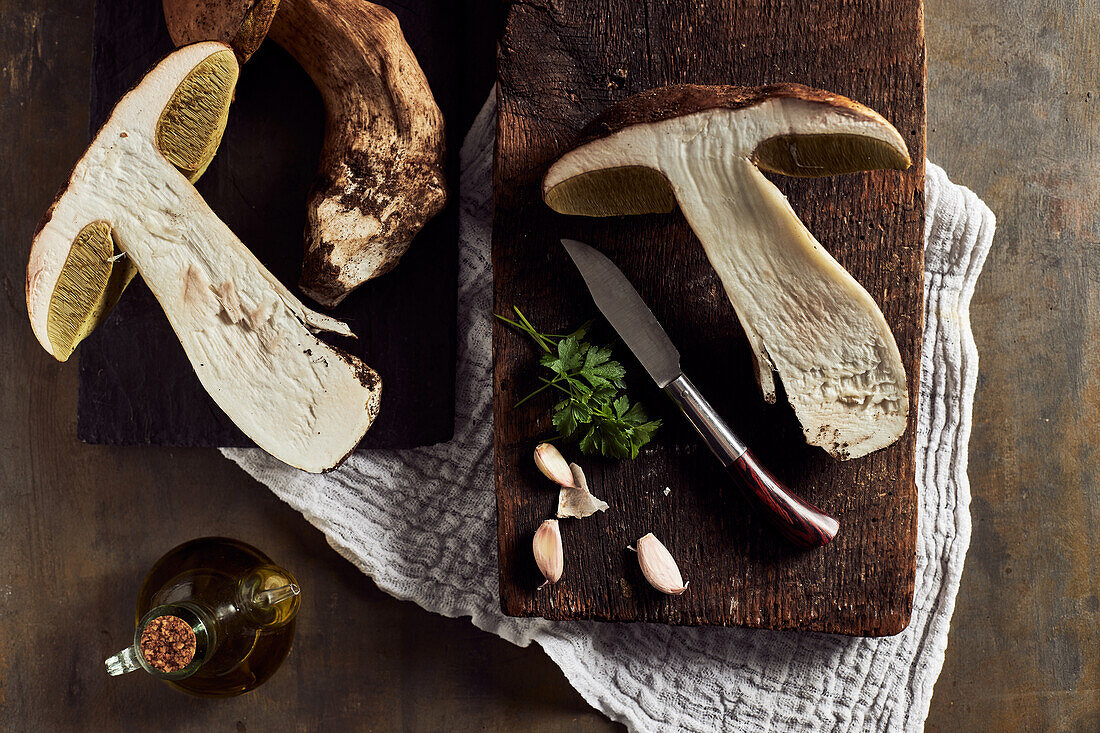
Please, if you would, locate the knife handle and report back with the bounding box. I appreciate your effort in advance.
[664,374,839,549]
[726,450,840,549]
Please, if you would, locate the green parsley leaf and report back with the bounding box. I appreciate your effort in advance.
[496,307,661,460]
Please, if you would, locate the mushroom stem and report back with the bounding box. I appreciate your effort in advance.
[666,156,907,457]
[267,0,448,307]
[543,84,913,460]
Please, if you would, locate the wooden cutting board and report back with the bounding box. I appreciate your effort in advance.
[493,0,925,635]
[78,0,460,449]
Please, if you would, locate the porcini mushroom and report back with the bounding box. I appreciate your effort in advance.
[27,42,381,472]
[544,84,912,460]
[163,0,448,307]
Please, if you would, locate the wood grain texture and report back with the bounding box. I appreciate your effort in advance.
[493,0,926,634]
[77,0,458,450]
[924,0,1100,730]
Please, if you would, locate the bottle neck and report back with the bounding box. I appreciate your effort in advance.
[236,566,301,629]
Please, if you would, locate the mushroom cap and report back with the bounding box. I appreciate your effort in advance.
[27,42,238,360]
[543,83,911,217]
[163,0,280,62]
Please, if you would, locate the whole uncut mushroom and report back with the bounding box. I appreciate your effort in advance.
[544,84,913,460]
[163,0,448,307]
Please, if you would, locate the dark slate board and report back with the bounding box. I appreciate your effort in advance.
[79,0,461,449]
[493,0,925,634]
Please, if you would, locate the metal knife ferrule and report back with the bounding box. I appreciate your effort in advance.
[664,374,748,465]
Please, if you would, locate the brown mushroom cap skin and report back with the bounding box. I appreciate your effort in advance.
[574,84,893,137]
[164,0,280,63]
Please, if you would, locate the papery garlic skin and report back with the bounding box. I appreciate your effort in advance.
[534,443,575,487]
[533,519,564,587]
[557,463,609,518]
[636,533,688,596]
[569,463,588,491]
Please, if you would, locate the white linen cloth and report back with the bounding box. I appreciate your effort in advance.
[224,95,995,732]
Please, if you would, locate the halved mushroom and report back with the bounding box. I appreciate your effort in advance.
[163,0,448,308]
[26,43,381,472]
[544,84,912,460]
[29,41,238,361]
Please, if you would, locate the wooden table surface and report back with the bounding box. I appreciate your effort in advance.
[1,1,1095,730]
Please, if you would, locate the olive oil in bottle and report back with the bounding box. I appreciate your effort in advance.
[105,537,300,697]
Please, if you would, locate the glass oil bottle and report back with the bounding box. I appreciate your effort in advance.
[105,537,300,696]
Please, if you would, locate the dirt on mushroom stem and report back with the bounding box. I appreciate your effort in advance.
[162,0,449,309]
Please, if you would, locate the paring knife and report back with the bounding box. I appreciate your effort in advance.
[561,238,840,549]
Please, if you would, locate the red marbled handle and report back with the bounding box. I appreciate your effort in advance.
[665,373,840,549]
[727,449,840,549]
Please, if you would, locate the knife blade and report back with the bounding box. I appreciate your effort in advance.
[560,239,682,388]
[561,238,839,549]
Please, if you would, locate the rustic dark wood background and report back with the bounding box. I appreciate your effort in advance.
[78,0,459,450]
[0,0,1096,730]
[493,0,924,633]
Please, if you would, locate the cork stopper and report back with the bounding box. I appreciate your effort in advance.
[139,615,197,673]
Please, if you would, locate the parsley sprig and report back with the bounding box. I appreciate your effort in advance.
[496,307,661,459]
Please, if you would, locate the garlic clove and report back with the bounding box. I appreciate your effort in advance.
[534,443,575,487]
[635,533,688,596]
[557,463,609,518]
[533,519,564,587]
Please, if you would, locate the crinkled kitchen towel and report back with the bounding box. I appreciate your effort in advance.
[223,95,995,732]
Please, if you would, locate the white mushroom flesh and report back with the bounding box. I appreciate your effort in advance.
[27,44,379,472]
[544,99,908,459]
